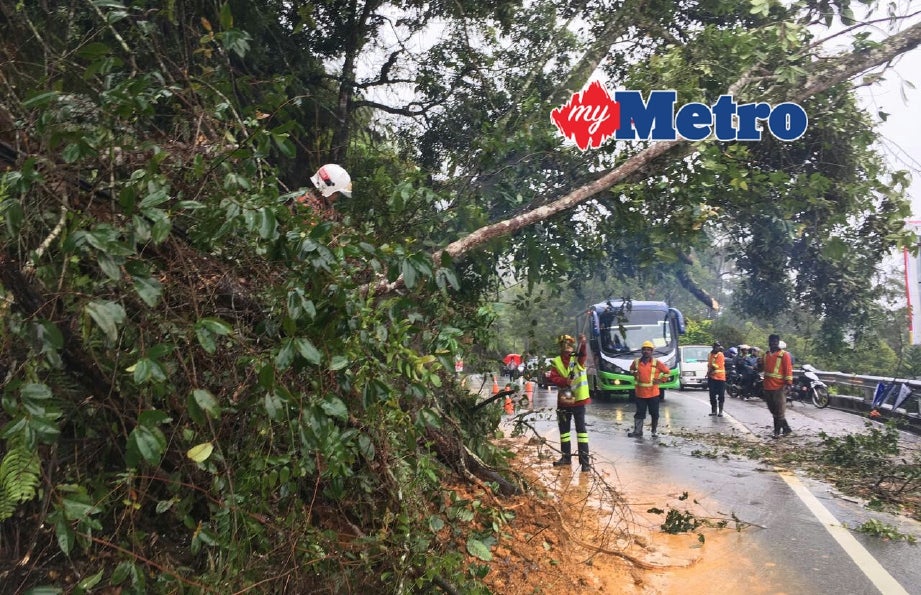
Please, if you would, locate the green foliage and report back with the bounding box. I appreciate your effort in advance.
[853,518,917,543]
[0,441,40,522]
[683,319,714,345]
[819,422,900,471]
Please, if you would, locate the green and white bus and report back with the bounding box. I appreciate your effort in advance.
[581,299,686,399]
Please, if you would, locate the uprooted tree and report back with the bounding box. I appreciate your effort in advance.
[1,0,919,591]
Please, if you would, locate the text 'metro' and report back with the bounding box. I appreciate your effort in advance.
[551,81,808,150]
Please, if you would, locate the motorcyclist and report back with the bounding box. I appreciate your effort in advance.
[726,346,740,385]
[740,346,760,398]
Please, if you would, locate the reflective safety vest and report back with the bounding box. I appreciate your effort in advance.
[708,352,726,381]
[551,355,590,403]
[631,357,670,398]
[763,349,793,391]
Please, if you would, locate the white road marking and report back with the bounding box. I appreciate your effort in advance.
[775,469,909,595]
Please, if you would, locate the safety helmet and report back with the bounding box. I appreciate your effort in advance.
[641,340,655,349]
[738,344,750,351]
[310,164,353,198]
[713,341,722,349]
[558,334,575,347]
[728,347,738,357]
[778,341,787,349]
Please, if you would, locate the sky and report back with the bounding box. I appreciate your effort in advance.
[856,46,921,218]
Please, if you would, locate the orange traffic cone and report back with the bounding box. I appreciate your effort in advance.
[524,380,534,401]
[492,377,500,395]
[504,394,514,415]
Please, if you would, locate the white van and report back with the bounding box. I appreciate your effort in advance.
[678,345,711,390]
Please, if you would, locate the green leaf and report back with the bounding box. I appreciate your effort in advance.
[150,215,172,243]
[132,274,162,307]
[329,355,349,371]
[191,389,221,420]
[466,537,493,561]
[22,91,60,108]
[126,425,166,467]
[21,383,52,400]
[85,300,126,342]
[76,570,104,590]
[402,259,417,288]
[275,339,295,370]
[295,338,322,365]
[186,442,214,463]
[55,517,75,556]
[200,318,232,335]
[264,392,285,420]
[320,397,348,422]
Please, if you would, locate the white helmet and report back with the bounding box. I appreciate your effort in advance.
[779,341,787,349]
[310,164,352,198]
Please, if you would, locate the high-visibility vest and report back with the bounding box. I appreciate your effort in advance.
[551,355,590,402]
[631,357,669,398]
[708,352,726,380]
[763,350,792,390]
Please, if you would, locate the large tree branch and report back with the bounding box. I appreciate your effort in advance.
[364,21,921,297]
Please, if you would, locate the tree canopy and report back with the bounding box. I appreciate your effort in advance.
[1,0,920,591]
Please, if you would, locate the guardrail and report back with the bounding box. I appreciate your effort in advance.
[807,368,921,418]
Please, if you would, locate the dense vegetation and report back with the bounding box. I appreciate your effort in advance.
[1,0,920,591]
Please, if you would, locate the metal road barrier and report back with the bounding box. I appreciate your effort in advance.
[805,368,921,431]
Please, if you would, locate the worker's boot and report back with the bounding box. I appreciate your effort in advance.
[627,419,644,438]
[577,443,591,473]
[651,420,659,438]
[552,442,571,466]
[772,420,781,439]
[781,419,793,436]
[709,398,718,416]
[718,397,725,417]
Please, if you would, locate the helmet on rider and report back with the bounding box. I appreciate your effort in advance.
[727,347,738,357]
[641,340,655,349]
[558,334,575,348]
[311,164,353,198]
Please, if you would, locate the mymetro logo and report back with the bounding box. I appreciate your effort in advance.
[551,80,808,150]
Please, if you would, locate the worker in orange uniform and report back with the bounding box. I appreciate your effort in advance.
[760,333,794,438]
[628,340,671,438]
[707,342,727,417]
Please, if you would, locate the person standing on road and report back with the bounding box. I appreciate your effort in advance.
[548,334,592,472]
[708,342,727,416]
[760,334,794,438]
[628,340,671,438]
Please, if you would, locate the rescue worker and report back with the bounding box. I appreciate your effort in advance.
[293,164,352,223]
[760,334,794,438]
[628,340,671,437]
[547,334,592,472]
[708,342,727,416]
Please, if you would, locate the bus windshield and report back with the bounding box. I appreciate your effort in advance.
[598,309,673,353]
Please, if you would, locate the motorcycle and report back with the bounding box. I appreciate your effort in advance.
[787,364,830,408]
[728,370,763,400]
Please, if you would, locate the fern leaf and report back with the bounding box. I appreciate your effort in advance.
[0,445,41,521]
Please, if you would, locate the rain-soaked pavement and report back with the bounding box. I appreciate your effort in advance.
[479,377,921,594]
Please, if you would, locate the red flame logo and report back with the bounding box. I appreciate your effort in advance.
[550,81,620,150]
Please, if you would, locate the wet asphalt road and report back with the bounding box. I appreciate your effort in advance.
[487,380,921,594]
